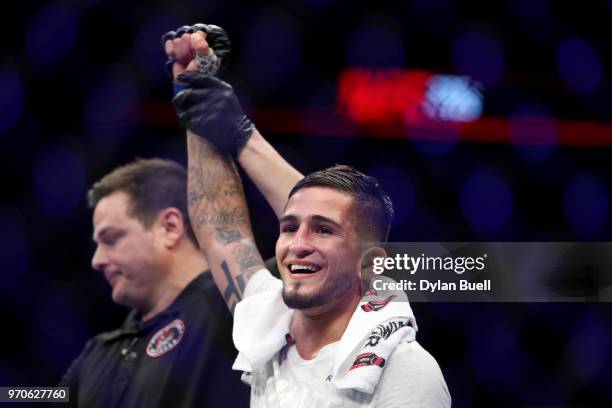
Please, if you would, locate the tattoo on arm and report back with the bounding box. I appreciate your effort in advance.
[187,164,205,208]
[216,228,242,245]
[187,132,265,312]
[232,242,263,272]
[219,241,264,311]
[221,261,242,313]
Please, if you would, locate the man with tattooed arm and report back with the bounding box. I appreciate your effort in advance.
[165,24,450,407]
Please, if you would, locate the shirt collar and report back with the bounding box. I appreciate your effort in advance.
[120,271,212,334]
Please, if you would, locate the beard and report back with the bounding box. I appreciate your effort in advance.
[282,271,356,310]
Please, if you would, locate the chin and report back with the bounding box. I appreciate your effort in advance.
[111,287,133,308]
[284,274,360,310]
[282,289,320,309]
[282,283,334,309]
[111,291,127,306]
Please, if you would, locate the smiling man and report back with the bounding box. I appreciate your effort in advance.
[164,24,450,406]
[276,175,388,315]
[184,141,450,406]
[168,27,450,407]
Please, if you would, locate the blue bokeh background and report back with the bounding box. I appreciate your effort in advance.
[1,0,611,406]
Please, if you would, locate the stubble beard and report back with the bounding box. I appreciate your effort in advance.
[282,271,356,310]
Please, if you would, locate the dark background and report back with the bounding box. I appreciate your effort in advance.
[1,0,612,406]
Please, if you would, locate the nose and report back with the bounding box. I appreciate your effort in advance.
[91,245,108,271]
[288,226,314,257]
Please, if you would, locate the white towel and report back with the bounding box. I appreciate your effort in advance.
[332,280,417,393]
[232,277,292,372]
[232,273,416,394]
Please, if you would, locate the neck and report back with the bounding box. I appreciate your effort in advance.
[290,288,361,360]
[142,245,208,321]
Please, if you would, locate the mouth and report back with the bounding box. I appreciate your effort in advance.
[287,262,323,277]
[105,271,121,286]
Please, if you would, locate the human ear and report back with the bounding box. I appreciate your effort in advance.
[157,207,185,249]
[359,246,387,290]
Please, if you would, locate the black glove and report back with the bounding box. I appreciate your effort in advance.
[173,71,254,155]
[193,24,231,71]
[161,23,232,76]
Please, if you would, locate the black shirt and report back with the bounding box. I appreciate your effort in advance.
[60,272,249,407]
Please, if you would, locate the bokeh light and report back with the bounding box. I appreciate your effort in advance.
[566,312,612,385]
[563,173,608,238]
[32,147,87,218]
[422,75,483,122]
[469,319,532,395]
[509,103,557,163]
[556,37,603,95]
[84,75,140,147]
[26,4,79,65]
[0,70,24,134]
[452,30,505,87]
[346,22,405,68]
[460,168,513,235]
[522,382,567,407]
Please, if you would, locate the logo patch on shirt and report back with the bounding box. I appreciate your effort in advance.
[360,295,396,312]
[146,318,185,358]
[363,288,378,297]
[350,352,386,370]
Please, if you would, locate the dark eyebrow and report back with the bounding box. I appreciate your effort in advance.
[310,215,342,229]
[93,227,116,243]
[279,214,298,224]
[279,214,343,229]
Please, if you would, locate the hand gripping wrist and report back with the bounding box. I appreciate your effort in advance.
[173,71,254,155]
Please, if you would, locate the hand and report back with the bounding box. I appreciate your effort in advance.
[161,24,231,81]
[172,72,254,155]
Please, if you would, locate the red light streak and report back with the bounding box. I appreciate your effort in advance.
[337,68,432,125]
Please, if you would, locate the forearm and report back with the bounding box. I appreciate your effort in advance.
[187,130,264,312]
[237,128,303,217]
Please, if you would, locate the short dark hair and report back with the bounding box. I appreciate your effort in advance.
[288,165,394,242]
[87,158,198,246]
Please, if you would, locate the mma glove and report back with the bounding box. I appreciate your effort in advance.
[173,71,254,156]
[161,23,232,77]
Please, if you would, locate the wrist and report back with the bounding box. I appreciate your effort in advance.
[232,120,259,159]
[173,82,188,96]
[237,128,265,166]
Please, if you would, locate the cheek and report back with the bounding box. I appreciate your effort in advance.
[117,243,155,276]
[104,249,125,269]
[333,247,361,274]
[275,236,288,258]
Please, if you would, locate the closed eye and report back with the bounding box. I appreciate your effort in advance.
[98,231,123,246]
[101,236,118,246]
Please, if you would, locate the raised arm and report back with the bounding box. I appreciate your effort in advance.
[186,129,264,312]
[164,26,303,217]
[237,129,303,217]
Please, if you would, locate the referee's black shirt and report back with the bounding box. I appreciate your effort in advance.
[60,272,249,407]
